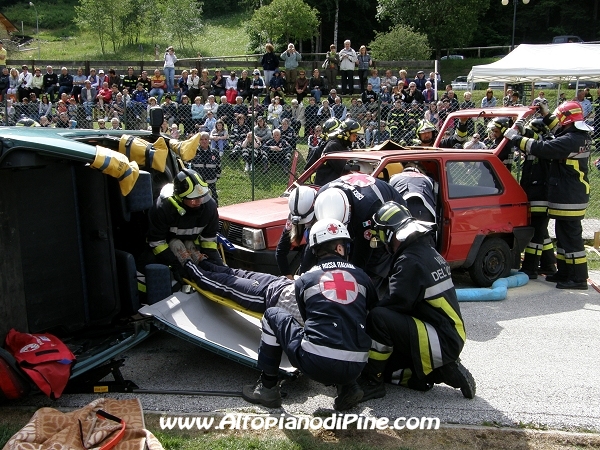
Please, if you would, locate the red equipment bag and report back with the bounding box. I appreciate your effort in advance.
[226,89,238,104]
[5,329,75,400]
[0,347,31,401]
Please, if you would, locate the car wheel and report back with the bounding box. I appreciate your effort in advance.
[468,237,512,287]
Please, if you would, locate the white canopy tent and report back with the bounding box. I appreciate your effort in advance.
[467,43,600,84]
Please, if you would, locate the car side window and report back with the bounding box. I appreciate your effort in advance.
[446,161,501,198]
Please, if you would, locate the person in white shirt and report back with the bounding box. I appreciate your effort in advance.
[338,40,357,96]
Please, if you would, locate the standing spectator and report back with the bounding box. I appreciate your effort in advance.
[356,45,372,94]
[17,65,33,101]
[122,67,138,93]
[149,69,166,103]
[323,44,339,89]
[294,69,309,103]
[532,90,546,106]
[43,66,59,103]
[211,69,226,98]
[261,43,279,88]
[481,88,497,108]
[367,69,381,94]
[280,43,302,94]
[164,46,177,94]
[0,40,6,69]
[309,68,327,103]
[339,40,357,96]
[189,132,221,204]
[577,89,592,119]
[225,71,239,104]
[237,70,252,103]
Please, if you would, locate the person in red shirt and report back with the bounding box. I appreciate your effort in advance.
[96,81,113,118]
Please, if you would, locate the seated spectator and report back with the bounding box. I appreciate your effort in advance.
[56,67,74,99]
[229,114,251,160]
[96,81,112,116]
[111,117,121,130]
[137,70,151,91]
[317,99,334,123]
[210,119,229,155]
[31,67,44,98]
[295,69,310,103]
[267,96,284,128]
[367,69,381,94]
[122,66,138,93]
[237,70,252,102]
[211,69,226,97]
[531,90,546,106]
[17,65,33,101]
[424,102,440,129]
[240,131,268,172]
[199,69,211,102]
[262,128,292,171]
[446,90,459,112]
[179,69,191,103]
[328,88,342,106]
[203,110,216,133]
[373,121,391,145]
[147,96,159,120]
[177,95,193,136]
[149,69,166,103]
[233,95,247,117]
[398,69,409,89]
[248,96,265,118]
[97,69,109,88]
[460,91,476,110]
[502,88,514,107]
[253,115,272,143]
[107,69,120,91]
[402,82,424,104]
[191,96,206,128]
[42,65,59,103]
[250,69,266,99]
[226,71,238,103]
[278,118,298,150]
[307,124,323,163]
[510,91,523,107]
[422,81,436,104]
[161,94,178,125]
[361,83,378,105]
[304,96,320,136]
[80,80,97,119]
[109,93,125,122]
[463,133,487,149]
[97,118,107,130]
[414,70,427,91]
[380,69,398,91]
[217,95,235,129]
[204,94,219,116]
[5,68,19,99]
[38,94,53,121]
[170,123,180,138]
[288,98,304,134]
[481,88,497,108]
[332,96,347,120]
[130,82,149,120]
[309,68,328,103]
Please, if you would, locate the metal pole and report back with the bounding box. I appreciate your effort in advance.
[29,2,40,60]
[511,0,516,52]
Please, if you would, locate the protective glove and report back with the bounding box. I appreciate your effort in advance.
[513,119,525,135]
[503,128,521,142]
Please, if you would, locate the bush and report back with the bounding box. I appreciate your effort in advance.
[369,24,430,61]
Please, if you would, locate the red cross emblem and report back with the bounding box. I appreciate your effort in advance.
[341,173,375,187]
[320,270,359,304]
[327,223,339,234]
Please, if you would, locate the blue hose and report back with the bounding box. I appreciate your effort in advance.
[456,271,529,302]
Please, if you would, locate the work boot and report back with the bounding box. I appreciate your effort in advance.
[429,361,476,399]
[242,381,282,408]
[357,376,386,402]
[538,265,557,275]
[556,280,588,290]
[334,382,363,411]
[519,268,538,280]
[545,273,567,283]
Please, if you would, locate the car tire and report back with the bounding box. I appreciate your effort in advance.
[468,237,512,287]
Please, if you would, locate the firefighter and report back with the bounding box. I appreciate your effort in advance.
[505,101,592,290]
[389,161,437,224]
[188,132,221,206]
[413,119,468,148]
[313,118,363,185]
[304,117,340,170]
[314,174,405,297]
[146,168,222,271]
[515,118,557,279]
[242,219,377,410]
[359,202,476,401]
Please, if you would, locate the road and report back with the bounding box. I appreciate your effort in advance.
[9,271,600,433]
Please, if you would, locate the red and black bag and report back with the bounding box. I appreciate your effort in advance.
[5,329,75,400]
[0,347,31,401]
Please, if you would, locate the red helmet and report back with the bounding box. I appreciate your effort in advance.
[554,101,592,131]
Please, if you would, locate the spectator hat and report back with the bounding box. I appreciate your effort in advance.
[253,69,260,75]
[164,94,172,100]
[98,69,104,74]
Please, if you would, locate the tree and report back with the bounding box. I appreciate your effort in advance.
[74,0,111,53]
[160,0,203,51]
[377,0,489,58]
[369,24,430,61]
[247,0,320,46]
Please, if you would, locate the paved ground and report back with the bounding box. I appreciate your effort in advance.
[8,270,600,434]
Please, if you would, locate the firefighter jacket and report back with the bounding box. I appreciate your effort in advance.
[188,147,221,184]
[295,255,377,361]
[380,235,466,375]
[389,168,437,220]
[320,174,405,279]
[516,126,590,220]
[147,184,221,266]
[519,129,550,215]
[313,138,351,186]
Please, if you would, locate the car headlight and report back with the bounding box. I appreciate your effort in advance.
[242,227,266,250]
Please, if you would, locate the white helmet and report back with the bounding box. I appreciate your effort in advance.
[288,186,317,225]
[314,187,351,224]
[309,219,351,248]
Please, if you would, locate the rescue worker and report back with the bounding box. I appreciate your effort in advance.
[188,132,221,205]
[313,118,363,186]
[242,219,377,410]
[304,117,340,170]
[413,119,468,148]
[275,185,318,278]
[146,168,222,271]
[314,174,405,296]
[359,202,476,401]
[486,117,514,170]
[389,162,437,224]
[505,101,592,290]
[515,118,557,279]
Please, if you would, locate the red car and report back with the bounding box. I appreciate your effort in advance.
[219,140,534,286]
